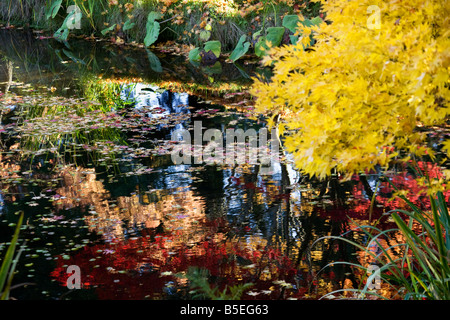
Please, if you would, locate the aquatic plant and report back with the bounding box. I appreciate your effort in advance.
[312,161,450,300]
[0,212,25,300]
[183,267,254,300]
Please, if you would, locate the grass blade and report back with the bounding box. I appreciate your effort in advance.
[0,211,24,299]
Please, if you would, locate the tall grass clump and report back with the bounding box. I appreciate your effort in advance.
[313,162,450,300]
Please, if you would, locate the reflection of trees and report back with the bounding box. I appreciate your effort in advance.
[1,58,13,95]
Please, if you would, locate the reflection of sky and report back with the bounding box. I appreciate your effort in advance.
[119,82,305,239]
[0,191,4,214]
[122,83,190,119]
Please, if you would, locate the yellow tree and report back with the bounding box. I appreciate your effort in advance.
[251,0,450,179]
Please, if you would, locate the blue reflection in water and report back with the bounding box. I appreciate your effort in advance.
[0,191,4,215]
[121,83,190,119]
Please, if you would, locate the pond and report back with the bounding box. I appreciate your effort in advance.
[1,29,447,300]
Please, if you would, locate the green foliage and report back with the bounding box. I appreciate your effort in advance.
[282,14,322,45]
[52,7,82,42]
[123,19,135,31]
[314,166,450,300]
[188,41,222,64]
[146,49,163,73]
[144,11,162,47]
[203,40,221,59]
[183,267,253,300]
[254,27,284,57]
[199,30,211,42]
[188,47,202,63]
[229,35,250,62]
[0,212,25,300]
[101,24,116,36]
[45,0,62,20]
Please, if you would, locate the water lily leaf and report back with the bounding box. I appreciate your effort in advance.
[203,40,221,58]
[229,35,250,62]
[46,0,62,19]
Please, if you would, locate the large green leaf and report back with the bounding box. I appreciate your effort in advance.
[144,11,162,47]
[310,17,323,26]
[147,11,163,22]
[188,47,202,63]
[229,35,250,62]
[254,27,284,57]
[204,41,221,58]
[45,0,62,20]
[144,21,160,47]
[254,36,267,57]
[266,27,285,46]
[283,16,322,45]
[282,15,301,33]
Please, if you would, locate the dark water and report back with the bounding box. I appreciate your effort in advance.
[1,29,437,300]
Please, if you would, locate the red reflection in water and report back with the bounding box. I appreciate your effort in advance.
[319,161,450,224]
[51,218,307,300]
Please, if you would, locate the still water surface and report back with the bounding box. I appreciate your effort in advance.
[1,29,437,300]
